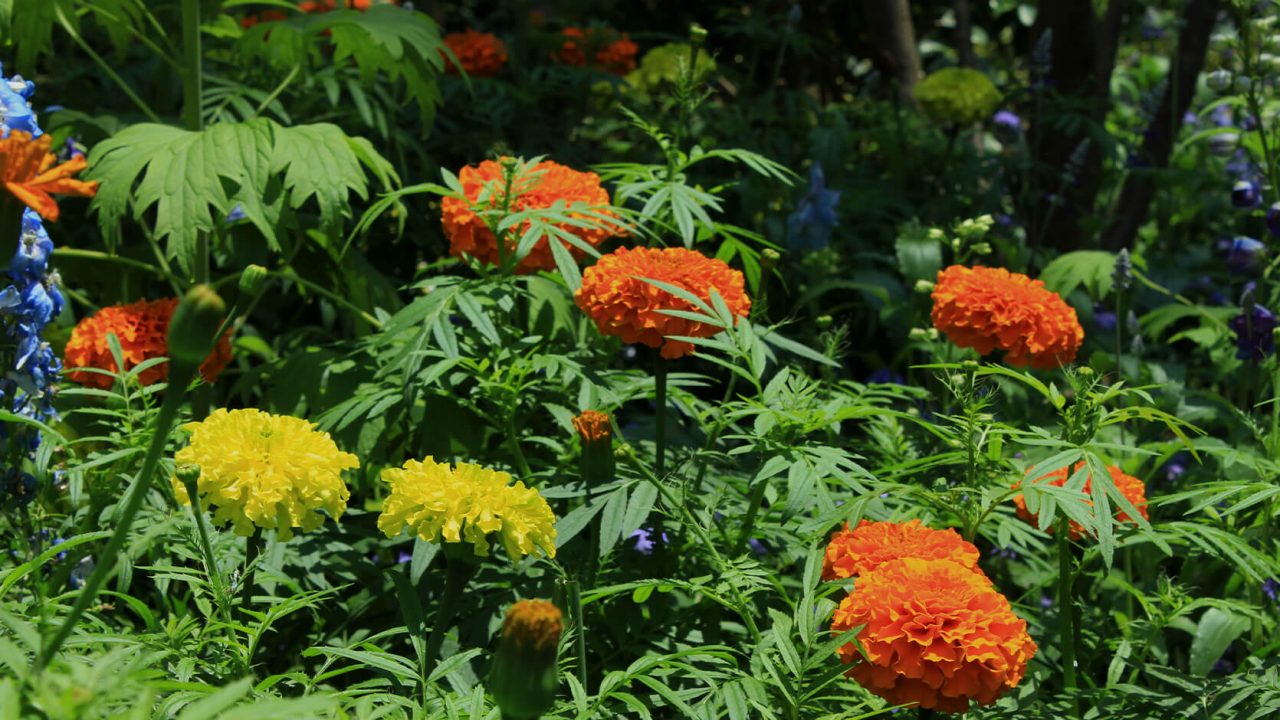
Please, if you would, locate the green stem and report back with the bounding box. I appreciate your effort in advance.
[180,475,232,627]
[423,558,477,680]
[181,0,204,132]
[52,248,169,278]
[250,63,302,121]
[240,529,262,612]
[35,361,197,672]
[732,480,768,557]
[53,6,162,124]
[654,356,668,477]
[1058,519,1081,718]
[625,454,761,644]
[567,578,588,692]
[506,413,533,479]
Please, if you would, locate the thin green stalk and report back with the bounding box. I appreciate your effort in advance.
[240,529,263,612]
[52,248,168,278]
[732,480,768,557]
[423,558,477,678]
[506,413,533,479]
[180,474,232,627]
[1058,519,1081,718]
[566,578,588,692]
[36,361,197,672]
[654,356,668,477]
[53,5,162,124]
[625,454,761,644]
[181,0,204,133]
[250,63,302,120]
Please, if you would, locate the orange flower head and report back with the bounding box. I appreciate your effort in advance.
[0,131,98,221]
[931,265,1083,370]
[822,519,980,581]
[557,27,637,74]
[575,246,751,359]
[502,599,564,655]
[441,158,620,273]
[572,410,612,444]
[442,30,508,77]
[1012,462,1149,541]
[64,298,233,389]
[831,557,1037,714]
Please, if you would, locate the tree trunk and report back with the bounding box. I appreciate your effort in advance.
[955,0,975,67]
[1103,0,1221,250]
[863,0,923,107]
[1029,1,1128,253]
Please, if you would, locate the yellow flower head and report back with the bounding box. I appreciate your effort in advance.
[173,409,359,541]
[377,457,557,561]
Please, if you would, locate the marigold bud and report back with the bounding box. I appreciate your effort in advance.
[572,410,612,443]
[239,264,269,296]
[167,285,226,368]
[175,463,202,487]
[489,599,563,720]
[914,279,936,294]
[689,23,708,47]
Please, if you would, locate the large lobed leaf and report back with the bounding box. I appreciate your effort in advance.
[235,5,445,126]
[86,118,397,273]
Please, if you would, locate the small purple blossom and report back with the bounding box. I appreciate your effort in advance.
[1263,578,1279,603]
[1093,303,1118,331]
[747,538,769,556]
[1230,295,1277,362]
[1232,179,1262,209]
[1225,236,1266,275]
[993,110,1022,132]
[786,162,841,252]
[1039,595,1053,609]
[629,527,669,555]
[1266,203,1280,238]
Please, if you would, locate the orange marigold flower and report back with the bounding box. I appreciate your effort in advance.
[572,410,612,443]
[64,298,233,389]
[575,246,751,359]
[931,265,1083,370]
[442,30,508,77]
[441,158,619,273]
[822,519,979,581]
[1012,462,1149,541]
[557,27,637,74]
[501,599,564,655]
[0,131,98,222]
[831,557,1037,714]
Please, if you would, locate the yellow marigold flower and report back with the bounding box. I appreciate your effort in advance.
[377,457,557,561]
[914,67,1002,126]
[173,409,358,541]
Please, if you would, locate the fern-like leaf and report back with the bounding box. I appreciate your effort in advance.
[86,118,398,272]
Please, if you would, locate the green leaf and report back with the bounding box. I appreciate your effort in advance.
[87,119,396,272]
[1040,250,1116,299]
[1188,608,1248,676]
[894,233,942,283]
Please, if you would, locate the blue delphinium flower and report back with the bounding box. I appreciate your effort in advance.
[1230,291,1277,363]
[786,162,840,251]
[1093,303,1118,331]
[1232,179,1262,209]
[1266,203,1280,238]
[1225,236,1266,275]
[629,527,669,555]
[1162,451,1190,484]
[747,538,769,556]
[0,64,40,136]
[993,110,1022,132]
[1264,578,1279,603]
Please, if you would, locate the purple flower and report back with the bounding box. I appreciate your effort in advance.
[1039,595,1053,609]
[1225,236,1266,275]
[1093,303,1117,331]
[993,110,1022,132]
[786,162,840,251]
[1230,297,1277,362]
[396,550,412,564]
[226,204,247,222]
[1263,578,1279,603]
[1232,179,1262,209]
[1266,203,1280,238]
[747,538,769,556]
[866,368,904,385]
[629,527,669,555]
[68,556,94,590]
[1162,452,1190,484]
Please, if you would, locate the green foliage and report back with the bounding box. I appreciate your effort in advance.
[86,119,396,272]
